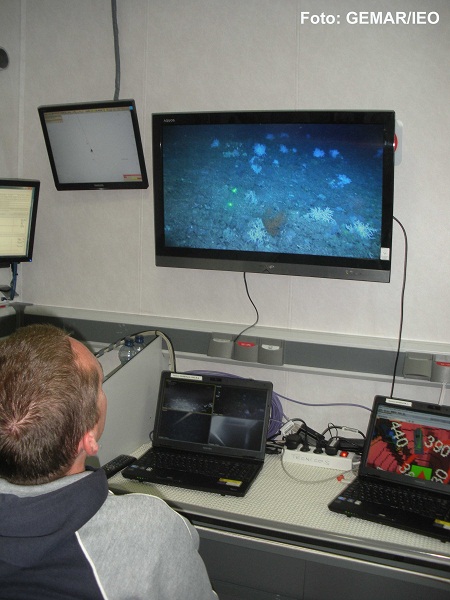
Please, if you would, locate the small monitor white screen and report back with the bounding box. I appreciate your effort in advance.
[43,106,143,184]
[0,185,35,259]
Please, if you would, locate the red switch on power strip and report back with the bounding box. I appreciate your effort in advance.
[233,337,259,362]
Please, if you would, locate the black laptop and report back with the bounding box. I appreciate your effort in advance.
[122,371,273,496]
[328,395,450,541]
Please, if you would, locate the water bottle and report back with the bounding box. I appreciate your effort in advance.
[118,337,137,364]
[134,334,145,353]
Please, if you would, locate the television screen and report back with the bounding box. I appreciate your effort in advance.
[38,99,148,191]
[0,179,40,266]
[153,110,395,282]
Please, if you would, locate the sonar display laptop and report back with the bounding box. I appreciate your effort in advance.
[122,371,273,496]
[328,395,450,541]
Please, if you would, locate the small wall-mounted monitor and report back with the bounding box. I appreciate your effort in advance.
[153,110,395,283]
[38,99,148,191]
[0,179,40,267]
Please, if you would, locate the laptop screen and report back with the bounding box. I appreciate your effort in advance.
[360,396,450,495]
[153,372,273,459]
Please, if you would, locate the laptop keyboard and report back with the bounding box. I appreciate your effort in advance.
[138,448,257,480]
[343,479,450,520]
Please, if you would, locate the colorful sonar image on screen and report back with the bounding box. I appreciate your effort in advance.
[367,416,450,485]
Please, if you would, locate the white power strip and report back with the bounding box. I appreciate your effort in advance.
[283,448,356,471]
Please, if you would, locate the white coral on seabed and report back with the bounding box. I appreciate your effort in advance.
[305,206,336,224]
[253,143,266,157]
[248,218,269,245]
[345,220,376,239]
[329,173,351,188]
[245,190,258,205]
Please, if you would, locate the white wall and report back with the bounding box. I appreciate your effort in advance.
[0,1,21,175]
[1,0,449,351]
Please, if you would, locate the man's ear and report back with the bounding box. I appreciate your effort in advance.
[79,429,99,457]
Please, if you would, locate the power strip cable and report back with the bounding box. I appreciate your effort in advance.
[233,272,259,343]
[390,216,408,398]
[280,447,356,485]
[111,0,121,100]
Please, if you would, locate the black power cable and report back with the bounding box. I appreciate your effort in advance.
[233,272,260,342]
[390,217,408,398]
[111,0,121,100]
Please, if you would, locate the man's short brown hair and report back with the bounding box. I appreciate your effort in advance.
[0,324,100,484]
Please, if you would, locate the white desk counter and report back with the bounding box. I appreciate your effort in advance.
[109,445,450,600]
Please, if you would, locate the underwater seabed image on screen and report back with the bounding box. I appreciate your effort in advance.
[163,123,386,261]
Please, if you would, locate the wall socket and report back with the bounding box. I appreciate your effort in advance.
[402,353,450,383]
[403,353,432,380]
[207,333,284,365]
[431,355,450,384]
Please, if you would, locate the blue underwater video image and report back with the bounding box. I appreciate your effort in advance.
[162,123,385,259]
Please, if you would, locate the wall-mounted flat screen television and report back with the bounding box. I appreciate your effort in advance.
[38,99,148,190]
[0,179,40,267]
[153,110,395,282]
